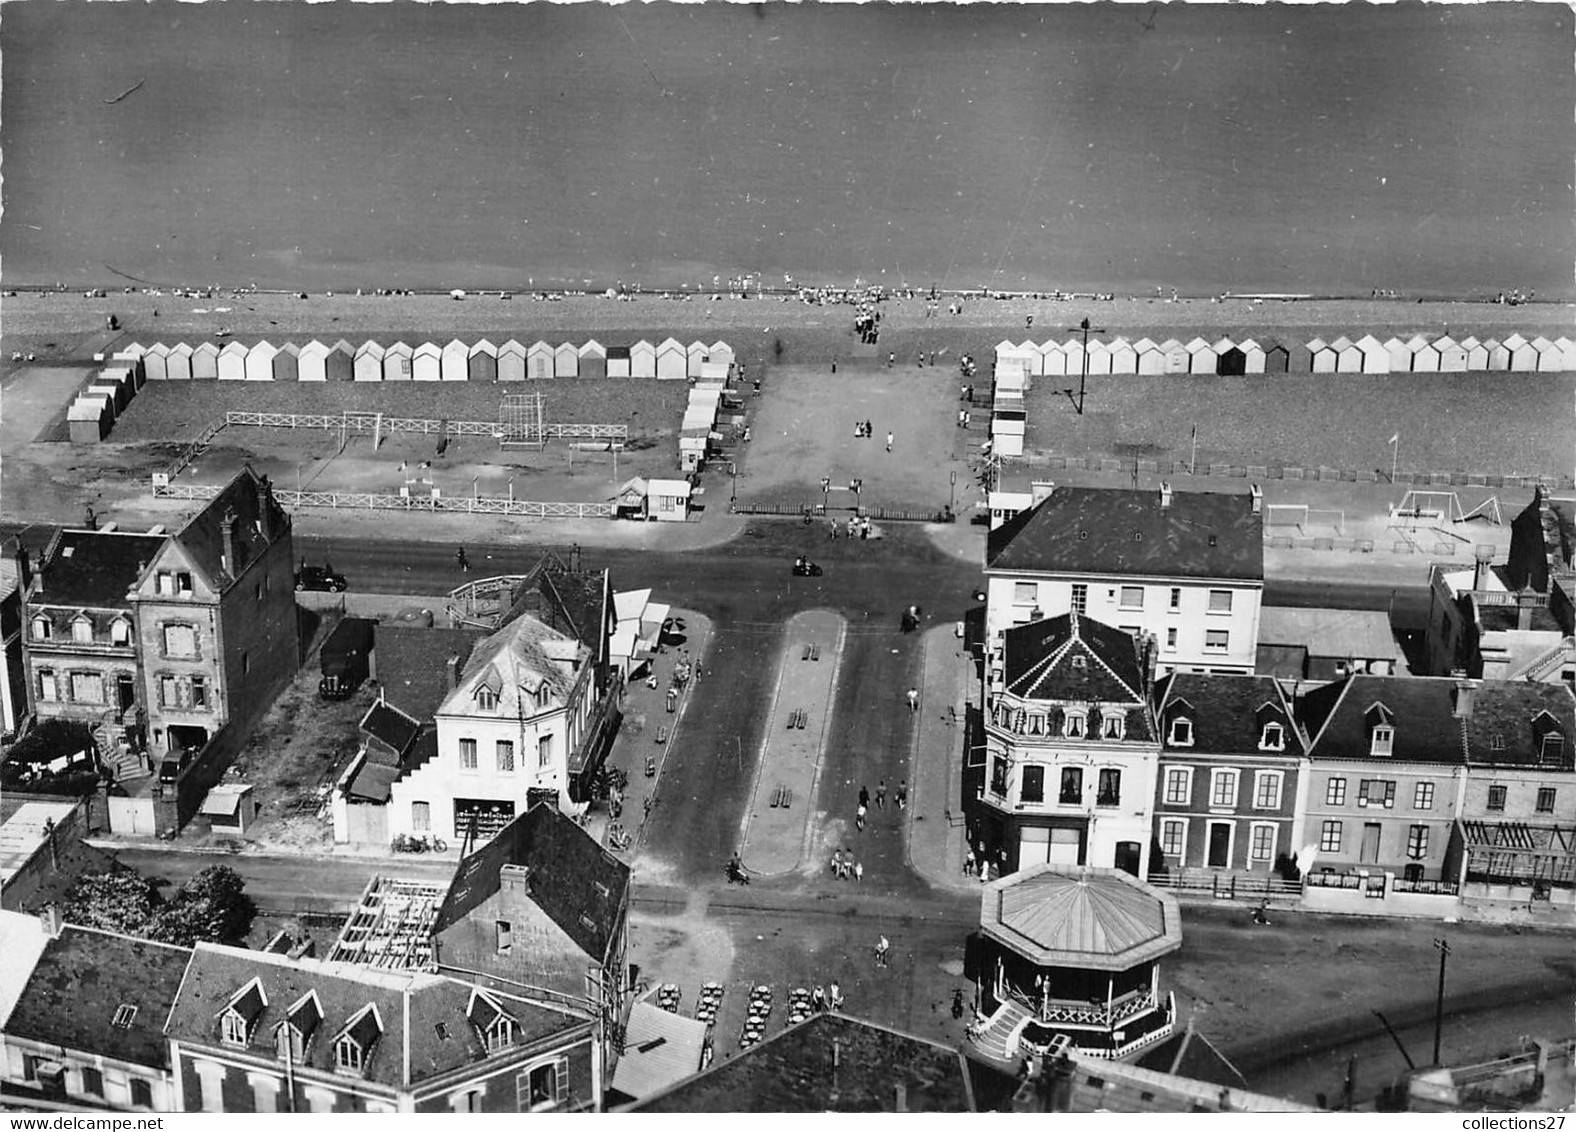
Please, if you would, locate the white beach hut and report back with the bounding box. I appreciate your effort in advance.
[245,341,277,381]
[1483,338,1510,371]
[1186,337,1217,375]
[1383,337,1411,373]
[1353,335,1388,375]
[1106,337,1136,375]
[1238,338,1266,375]
[554,342,580,379]
[1160,339,1189,375]
[1133,338,1164,375]
[68,395,113,444]
[354,341,385,382]
[272,342,300,382]
[1407,334,1437,373]
[1038,340,1067,378]
[218,341,249,381]
[1433,335,1467,372]
[441,339,470,382]
[686,341,708,378]
[1306,337,1336,374]
[468,339,498,382]
[497,340,528,382]
[1554,337,1576,372]
[1460,336,1487,371]
[708,341,735,370]
[298,341,330,382]
[630,340,657,379]
[1084,338,1112,377]
[380,342,412,381]
[191,341,220,380]
[412,342,443,382]
[1331,336,1362,373]
[655,338,687,379]
[1531,336,1562,373]
[606,346,632,379]
[142,343,170,381]
[1504,333,1536,372]
[164,342,194,381]
[1060,338,1086,381]
[527,341,555,380]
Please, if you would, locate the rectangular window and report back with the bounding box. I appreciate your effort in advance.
[520,1060,567,1110]
[1204,629,1229,652]
[163,623,197,658]
[538,733,554,768]
[130,1079,153,1109]
[1060,767,1083,804]
[1536,787,1556,814]
[1020,765,1045,804]
[191,675,207,708]
[1119,586,1144,610]
[1096,768,1121,807]
[37,668,58,702]
[1250,825,1275,862]
[70,672,104,705]
[177,572,193,594]
[1070,584,1088,616]
[79,1066,103,1097]
[157,571,175,596]
[1165,627,1178,650]
[1211,770,1238,808]
[1320,820,1343,853]
[459,738,478,771]
[72,619,93,644]
[1101,712,1124,739]
[1168,716,1192,745]
[1161,819,1185,857]
[1357,779,1397,808]
[496,739,515,773]
[222,1012,249,1047]
[160,674,178,707]
[1207,590,1233,614]
[1371,726,1394,756]
[1163,767,1191,805]
[1064,712,1086,739]
[1407,824,1430,859]
[1013,581,1037,605]
[31,617,51,641]
[110,619,131,646]
[1487,784,1507,811]
[1254,772,1283,810]
[336,1037,363,1073]
[496,920,513,955]
[412,801,431,832]
[1413,782,1434,810]
[1325,777,1347,806]
[1169,587,1181,610]
[990,757,1008,797]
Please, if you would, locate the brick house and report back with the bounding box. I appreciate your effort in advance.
[1150,673,1306,877]
[164,943,598,1112]
[1,924,191,1111]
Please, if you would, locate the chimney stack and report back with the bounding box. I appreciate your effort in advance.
[220,508,238,577]
[894,1084,907,1113]
[1159,482,1173,510]
[1473,544,1494,592]
[1250,483,1263,515]
[255,473,272,540]
[1453,678,1477,719]
[445,651,460,692]
[1518,593,1535,632]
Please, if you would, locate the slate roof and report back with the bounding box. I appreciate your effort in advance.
[610,1001,709,1101]
[360,699,421,757]
[434,800,629,964]
[5,926,191,1070]
[373,626,481,721]
[1153,673,1300,756]
[986,486,1263,582]
[1258,606,1398,663]
[1002,614,1150,726]
[626,1013,979,1112]
[163,943,587,1088]
[440,614,587,721]
[172,466,291,590]
[35,530,167,608]
[979,865,1182,972]
[503,554,611,663]
[1300,675,1572,767]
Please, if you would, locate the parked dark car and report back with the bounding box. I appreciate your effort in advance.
[295,562,348,592]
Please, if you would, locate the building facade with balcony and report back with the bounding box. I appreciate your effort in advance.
[978,613,1159,879]
[1297,675,1472,883]
[966,866,1181,1067]
[984,484,1264,678]
[22,529,168,769]
[1150,673,1307,878]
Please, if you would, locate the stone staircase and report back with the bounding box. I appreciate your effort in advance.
[969,997,1033,1064]
[94,718,150,782]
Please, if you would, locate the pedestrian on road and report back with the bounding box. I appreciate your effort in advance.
[886,431,894,453]
[888,351,895,367]
[957,408,967,428]
[859,785,870,809]
[962,410,970,428]
[831,358,837,374]
[907,688,919,713]
[855,860,864,883]
[875,935,890,968]
[831,848,842,878]
[896,780,908,809]
[964,849,974,876]
[876,780,886,810]
[813,985,826,1012]
[830,982,844,1010]
[856,802,867,831]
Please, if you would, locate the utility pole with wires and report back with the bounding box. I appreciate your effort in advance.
[1062,316,1106,415]
[1432,937,1451,1065]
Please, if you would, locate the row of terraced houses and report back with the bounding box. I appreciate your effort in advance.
[971,481,1576,916]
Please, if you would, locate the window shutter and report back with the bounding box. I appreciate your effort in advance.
[1384,782,1396,808]
[554,1057,569,1102]
[1358,781,1370,804]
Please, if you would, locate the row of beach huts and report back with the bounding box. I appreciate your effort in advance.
[67,354,146,443]
[993,332,1574,377]
[106,337,737,382]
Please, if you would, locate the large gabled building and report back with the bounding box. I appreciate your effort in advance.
[985,484,1264,678]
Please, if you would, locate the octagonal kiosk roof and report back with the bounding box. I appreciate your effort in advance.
[979,864,1182,972]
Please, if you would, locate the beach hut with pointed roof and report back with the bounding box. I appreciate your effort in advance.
[1352,334,1388,374]
[1461,336,1487,371]
[1060,338,1087,381]
[1554,337,1576,371]
[1381,337,1409,373]
[1329,336,1359,373]
[496,339,527,382]
[1157,339,1187,375]
[1305,337,1335,374]
[709,341,735,369]
[1216,343,1246,376]
[655,338,687,379]
[325,339,354,381]
[191,341,220,380]
[994,339,1018,368]
[1263,340,1289,374]
[1008,341,1037,379]
[164,341,193,381]
[527,340,555,380]
[1484,337,1509,371]
[441,339,469,381]
[1084,338,1112,377]
[271,342,300,382]
[118,342,147,361]
[217,341,248,380]
[297,340,330,382]
[1405,334,1436,373]
[1106,337,1136,375]
[68,395,113,444]
[244,340,277,381]
[630,339,657,378]
[1211,336,1238,367]
[1237,338,1266,375]
[1133,338,1164,375]
[1530,336,1561,372]
[467,339,497,382]
[554,342,580,379]
[1504,332,1536,372]
[606,344,632,378]
[579,340,607,380]
[686,341,708,378]
[1433,334,1467,372]
[142,343,170,381]
[380,341,412,381]
[353,341,384,382]
[1185,337,1217,375]
[409,341,440,381]
[1039,339,1067,378]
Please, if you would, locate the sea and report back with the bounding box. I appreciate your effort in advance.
[2,1,1571,299]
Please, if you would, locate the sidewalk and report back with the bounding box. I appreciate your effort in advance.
[906,623,977,893]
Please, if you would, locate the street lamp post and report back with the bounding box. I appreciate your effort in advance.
[1432,938,1450,1065]
[1389,432,1400,488]
[1063,316,1106,416]
[950,469,957,513]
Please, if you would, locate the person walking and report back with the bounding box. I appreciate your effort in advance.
[887,351,895,368]
[876,780,886,810]
[856,802,867,831]
[830,981,844,1010]
[896,780,908,809]
[859,784,871,810]
[854,860,864,883]
[813,985,826,1012]
[875,935,890,968]
[964,848,975,876]
[907,687,919,713]
[886,431,894,453]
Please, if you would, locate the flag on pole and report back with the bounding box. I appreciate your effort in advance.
[1389,433,1400,444]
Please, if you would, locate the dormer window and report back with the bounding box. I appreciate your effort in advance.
[1260,722,1285,751]
[1168,717,1193,746]
[334,1005,383,1075]
[71,617,93,644]
[1064,711,1087,739]
[1101,712,1125,740]
[30,617,51,641]
[219,978,268,1049]
[1025,713,1046,737]
[476,687,498,712]
[1543,733,1567,766]
[275,991,322,1063]
[467,990,515,1055]
[110,619,131,646]
[536,683,550,709]
[1370,725,1394,757]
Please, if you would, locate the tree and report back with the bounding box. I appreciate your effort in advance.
[152,865,255,946]
[61,871,161,935]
